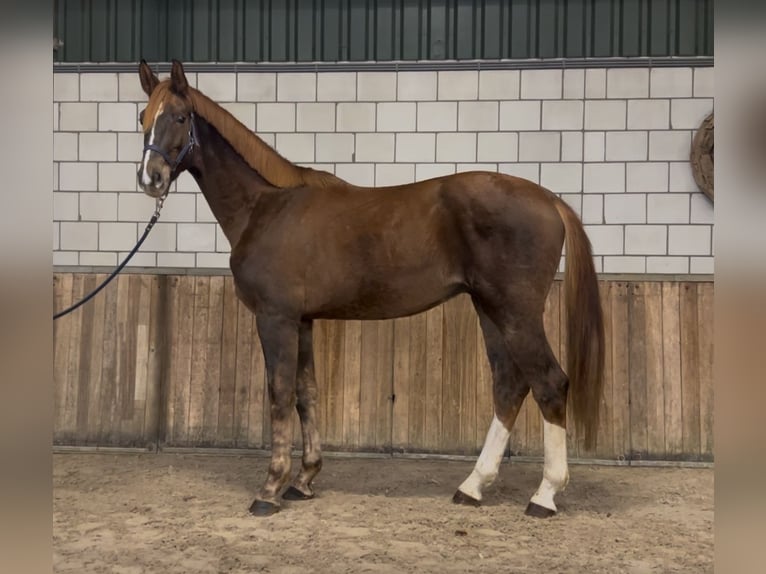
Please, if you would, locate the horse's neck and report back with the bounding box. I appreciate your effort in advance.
[188,116,274,248]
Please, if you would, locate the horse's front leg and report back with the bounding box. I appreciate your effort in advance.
[283,320,323,501]
[249,312,300,517]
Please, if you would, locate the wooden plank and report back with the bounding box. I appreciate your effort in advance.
[201,275,224,445]
[611,282,631,459]
[594,281,615,459]
[697,283,714,458]
[680,282,701,458]
[662,282,683,457]
[217,276,239,445]
[53,274,74,441]
[84,274,107,444]
[234,299,255,446]
[375,321,394,451]
[61,274,85,439]
[170,276,195,445]
[323,320,346,448]
[644,282,665,458]
[391,317,411,449]
[359,320,393,451]
[187,276,211,444]
[143,275,163,446]
[407,311,428,451]
[424,305,444,451]
[456,296,478,453]
[474,312,494,452]
[97,275,119,444]
[246,305,267,448]
[341,320,362,448]
[440,299,462,451]
[628,282,648,459]
[119,275,141,441]
[128,274,153,442]
[74,274,97,440]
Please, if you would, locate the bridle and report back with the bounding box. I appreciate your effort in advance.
[142,111,198,173]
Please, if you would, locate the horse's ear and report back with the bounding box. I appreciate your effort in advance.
[138,59,159,96]
[170,59,189,94]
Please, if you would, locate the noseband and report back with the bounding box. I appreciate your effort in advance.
[143,112,197,172]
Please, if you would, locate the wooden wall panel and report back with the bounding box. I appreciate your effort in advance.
[52,273,714,462]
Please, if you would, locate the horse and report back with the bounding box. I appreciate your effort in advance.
[135,59,605,518]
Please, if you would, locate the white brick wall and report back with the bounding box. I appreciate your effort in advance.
[52,65,714,274]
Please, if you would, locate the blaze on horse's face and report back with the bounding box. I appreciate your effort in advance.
[136,60,194,199]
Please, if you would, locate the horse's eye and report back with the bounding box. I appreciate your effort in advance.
[176,115,186,124]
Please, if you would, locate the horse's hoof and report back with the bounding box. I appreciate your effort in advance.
[525,501,556,518]
[249,499,280,517]
[282,486,314,501]
[452,490,481,507]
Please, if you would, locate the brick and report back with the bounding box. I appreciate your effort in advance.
[563,69,585,99]
[647,257,689,274]
[585,69,606,99]
[80,252,118,266]
[417,102,457,132]
[626,163,669,193]
[335,164,375,187]
[648,194,690,224]
[99,222,137,250]
[605,194,646,223]
[691,193,714,223]
[197,73,237,101]
[477,133,518,162]
[337,103,375,132]
[457,101,497,131]
[99,102,138,132]
[584,101,626,130]
[499,101,541,131]
[498,163,540,184]
[138,222,176,252]
[122,192,195,222]
[625,225,667,254]
[54,132,78,161]
[650,68,693,98]
[99,163,138,192]
[357,72,397,101]
[607,68,649,98]
[59,162,97,191]
[256,103,295,132]
[649,131,692,161]
[518,132,560,162]
[275,133,314,163]
[79,132,117,162]
[220,103,256,131]
[53,222,59,250]
[237,73,277,102]
[178,223,217,252]
[196,253,230,268]
[456,163,497,174]
[561,132,583,162]
[59,103,98,131]
[122,252,157,267]
[118,72,147,101]
[296,103,335,132]
[158,253,196,268]
[80,73,118,101]
[559,194,582,216]
[375,164,414,186]
[583,132,605,162]
[79,192,118,221]
[438,71,478,100]
[583,163,625,193]
[520,70,562,99]
[694,68,714,98]
[53,252,79,266]
[584,225,624,255]
[669,161,698,192]
[355,133,394,162]
[436,133,476,163]
[216,225,229,252]
[690,256,714,274]
[416,164,456,181]
[605,131,648,161]
[317,73,356,101]
[54,73,79,101]
[668,225,711,255]
[582,195,603,224]
[627,100,670,130]
[117,132,144,162]
[316,134,354,162]
[478,70,519,100]
[377,102,416,132]
[671,99,714,129]
[277,73,316,102]
[396,133,435,162]
[540,163,582,193]
[604,256,646,273]
[53,162,59,190]
[397,72,437,101]
[175,172,201,194]
[54,192,79,220]
[54,103,59,131]
[541,101,583,130]
[196,195,216,222]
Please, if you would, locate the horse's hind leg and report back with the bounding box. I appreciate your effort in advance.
[283,320,323,501]
[452,307,530,506]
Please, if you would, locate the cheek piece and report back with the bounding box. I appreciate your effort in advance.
[143,112,197,172]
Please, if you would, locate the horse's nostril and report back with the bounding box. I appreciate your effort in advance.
[151,171,163,186]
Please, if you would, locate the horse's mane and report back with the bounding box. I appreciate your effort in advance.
[143,81,345,190]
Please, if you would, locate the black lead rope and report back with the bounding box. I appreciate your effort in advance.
[53,195,166,320]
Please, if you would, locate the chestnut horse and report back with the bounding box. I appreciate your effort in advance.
[136,60,604,518]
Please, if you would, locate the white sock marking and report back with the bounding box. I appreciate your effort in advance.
[140,102,164,187]
[457,415,510,501]
[530,420,569,512]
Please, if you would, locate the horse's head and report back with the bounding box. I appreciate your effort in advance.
[136,59,196,199]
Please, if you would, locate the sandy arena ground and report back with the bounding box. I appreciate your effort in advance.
[53,452,713,573]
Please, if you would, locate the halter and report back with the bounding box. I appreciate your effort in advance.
[143,112,197,172]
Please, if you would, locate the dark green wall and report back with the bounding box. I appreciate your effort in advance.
[54,0,714,63]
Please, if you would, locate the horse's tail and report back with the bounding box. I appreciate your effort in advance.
[553,199,605,451]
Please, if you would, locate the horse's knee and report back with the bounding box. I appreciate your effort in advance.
[531,368,569,425]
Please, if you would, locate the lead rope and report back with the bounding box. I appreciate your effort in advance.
[53,193,167,320]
